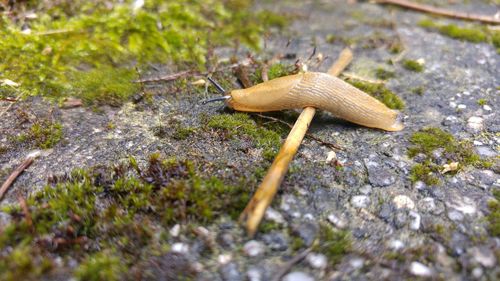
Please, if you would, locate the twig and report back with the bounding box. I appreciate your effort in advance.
[134,58,252,83]
[240,48,353,237]
[33,29,74,36]
[374,0,500,25]
[0,97,17,102]
[0,156,35,201]
[271,247,313,281]
[18,195,33,232]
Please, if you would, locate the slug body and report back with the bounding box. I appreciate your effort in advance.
[227,72,403,131]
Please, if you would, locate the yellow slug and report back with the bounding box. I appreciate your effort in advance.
[225,72,404,131]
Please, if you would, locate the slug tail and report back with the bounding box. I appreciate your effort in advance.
[383,110,404,131]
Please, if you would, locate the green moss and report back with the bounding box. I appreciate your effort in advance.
[207,113,282,160]
[418,19,500,49]
[407,127,482,184]
[347,80,405,110]
[75,251,124,281]
[487,189,500,237]
[173,126,196,140]
[71,66,139,106]
[260,221,281,233]
[251,63,296,84]
[477,98,487,106]
[290,237,305,251]
[410,162,440,185]
[374,68,395,80]
[326,34,337,44]
[402,59,424,72]
[313,223,351,265]
[17,120,63,149]
[0,1,287,104]
[412,87,425,96]
[0,153,253,279]
[0,244,52,281]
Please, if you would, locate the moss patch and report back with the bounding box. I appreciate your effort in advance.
[207,113,282,160]
[375,68,396,80]
[0,1,287,105]
[486,189,500,237]
[313,223,351,265]
[402,59,424,72]
[407,127,483,185]
[419,19,500,52]
[17,120,63,149]
[251,63,297,84]
[347,80,405,110]
[0,153,252,279]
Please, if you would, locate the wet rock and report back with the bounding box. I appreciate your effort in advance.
[217,232,235,249]
[409,261,433,277]
[476,146,496,158]
[351,195,370,208]
[282,271,314,281]
[470,170,496,189]
[243,240,265,257]
[378,203,393,222]
[306,253,328,269]
[364,158,397,187]
[393,195,415,209]
[469,246,497,268]
[262,233,288,251]
[219,262,243,281]
[291,221,318,246]
[394,211,408,229]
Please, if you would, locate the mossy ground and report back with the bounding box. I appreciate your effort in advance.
[0,154,254,280]
[313,223,351,266]
[0,0,287,106]
[207,113,285,160]
[16,120,63,149]
[402,59,424,73]
[418,19,500,53]
[347,80,405,110]
[486,189,500,237]
[407,127,483,185]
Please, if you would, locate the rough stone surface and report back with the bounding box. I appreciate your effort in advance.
[1,1,499,280]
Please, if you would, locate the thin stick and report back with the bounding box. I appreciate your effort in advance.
[0,157,34,201]
[374,0,500,25]
[240,48,353,237]
[134,58,252,83]
[271,246,313,281]
[18,196,33,232]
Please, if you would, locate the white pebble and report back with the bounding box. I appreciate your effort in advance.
[409,211,421,230]
[171,243,189,254]
[243,240,265,257]
[351,195,370,208]
[449,102,457,108]
[327,213,348,229]
[283,272,314,281]
[265,208,285,224]
[393,195,415,209]
[387,239,405,251]
[306,253,328,269]
[483,105,492,111]
[169,224,180,237]
[457,104,467,109]
[409,261,433,277]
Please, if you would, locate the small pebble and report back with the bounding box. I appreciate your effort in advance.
[327,213,347,229]
[409,211,421,230]
[243,240,265,257]
[393,195,415,209]
[467,116,484,131]
[483,105,492,111]
[247,268,263,281]
[171,243,189,254]
[470,247,497,268]
[265,208,285,224]
[306,253,328,269]
[457,104,466,109]
[409,261,433,277]
[387,239,405,251]
[282,271,314,281]
[349,257,364,269]
[351,195,370,208]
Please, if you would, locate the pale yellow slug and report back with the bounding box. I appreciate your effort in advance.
[225,72,404,131]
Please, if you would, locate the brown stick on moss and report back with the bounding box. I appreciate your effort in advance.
[375,0,500,25]
[240,48,353,237]
[0,156,35,201]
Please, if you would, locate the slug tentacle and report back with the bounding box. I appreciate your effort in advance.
[226,72,403,131]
